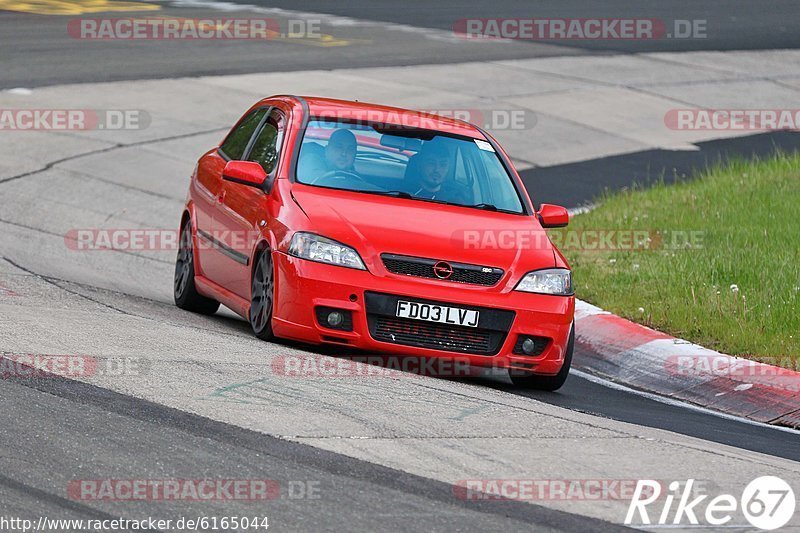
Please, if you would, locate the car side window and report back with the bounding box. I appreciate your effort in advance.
[219,108,267,160]
[247,110,285,174]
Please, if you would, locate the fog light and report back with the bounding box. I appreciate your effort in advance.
[327,311,344,327]
[315,306,353,331]
[521,338,536,355]
[513,335,549,356]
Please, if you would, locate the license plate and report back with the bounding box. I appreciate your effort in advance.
[395,300,479,328]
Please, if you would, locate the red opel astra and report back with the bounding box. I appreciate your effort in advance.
[175,95,575,390]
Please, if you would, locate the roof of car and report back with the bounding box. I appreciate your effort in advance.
[266,95,487,140]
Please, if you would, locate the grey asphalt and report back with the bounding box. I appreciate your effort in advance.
[0,373,624,532]
[241,0,800,53]
[520,130,800,208]
[493,371,800,462]
[0,5,580,89]
[3,0,800,88]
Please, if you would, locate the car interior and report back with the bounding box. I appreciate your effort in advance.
[297,129,481,206]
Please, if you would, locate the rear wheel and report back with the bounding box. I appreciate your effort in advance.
[250,249,275,340]
[174,219,220,315]
[509,325,574,391]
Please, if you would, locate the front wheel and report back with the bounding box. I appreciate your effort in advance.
[509,325,574,391]
[174,219,220,315]
[249,249,275,340]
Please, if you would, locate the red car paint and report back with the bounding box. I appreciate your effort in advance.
[181,95,574,377]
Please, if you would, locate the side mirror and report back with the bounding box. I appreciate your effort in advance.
[537,203,569,228]
[222,160,267,188]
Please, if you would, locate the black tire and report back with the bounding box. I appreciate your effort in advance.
[174,219,220,315]
[509,324,574,391]
[249,249,275,340]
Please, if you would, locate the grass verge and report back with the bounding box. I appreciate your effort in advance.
[557,152,799,368]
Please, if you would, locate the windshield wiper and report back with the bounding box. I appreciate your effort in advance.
[362,190,456,206]
[464,202,522,214]
[467,203,498,211]
[359,191,519,214]
[370,190,414,199]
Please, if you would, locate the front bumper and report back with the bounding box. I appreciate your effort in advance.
[272,251,574,375]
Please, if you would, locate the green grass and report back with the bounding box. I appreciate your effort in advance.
[559,152,800,368]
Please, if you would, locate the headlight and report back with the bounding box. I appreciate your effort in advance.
[515,268,573,295]
[288,232,366,270]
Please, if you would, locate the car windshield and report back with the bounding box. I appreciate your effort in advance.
[295,119,525,214]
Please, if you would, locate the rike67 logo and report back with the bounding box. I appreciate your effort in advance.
[626,477,796,530]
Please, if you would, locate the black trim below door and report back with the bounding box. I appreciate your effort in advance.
[197,229,249,266]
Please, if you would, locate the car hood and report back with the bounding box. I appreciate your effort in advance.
[291,185,556,276]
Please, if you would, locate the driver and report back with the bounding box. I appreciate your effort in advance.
[324,128,358,172]
[298,128,362,183]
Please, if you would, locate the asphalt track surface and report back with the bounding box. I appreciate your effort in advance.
[3,0,800,87]
[1,1,800,531]
[520,130,800,208]
[240,0,800,52]
[0,3,577,88]
[0,375,621,532]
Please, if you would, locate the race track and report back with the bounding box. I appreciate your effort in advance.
[1,1,799,531]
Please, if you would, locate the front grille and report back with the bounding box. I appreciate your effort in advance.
[372,316,496,354]
[364,292,515,356]
[382,253,503,286]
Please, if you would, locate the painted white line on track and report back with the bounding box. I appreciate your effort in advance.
[570,368,800,436]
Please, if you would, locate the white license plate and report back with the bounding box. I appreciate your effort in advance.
[395,300,480,328]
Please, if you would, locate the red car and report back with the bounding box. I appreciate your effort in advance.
[175,95,575,390]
